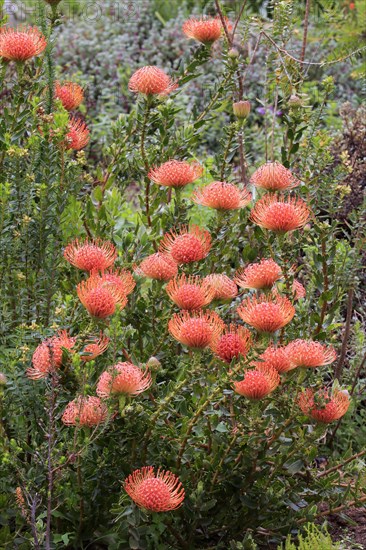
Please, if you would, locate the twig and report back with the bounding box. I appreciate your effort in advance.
[318,449,366,479]
[297,495,366,524]
[230,1,248,44]
[301,0,311,64]
[214,0,231,45]
[314,237,329,337]
[334,288,354,380]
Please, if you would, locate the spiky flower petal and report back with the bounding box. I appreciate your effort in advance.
[66,117,90,150]
[234,363,280,400]
[0,26,47,61]
[250,162,300,191]
[168,310,224,349]
[77,276,127,319]
[27,330,76,380]
[211,324,251,364]
[298,388,350,423]
[64,238,117,272]
[237,293,295,333]
[159,225,211,265]
[292,279,306,300]
[149,160,203,188]
[166,274,215,310]
[99,268,136,296]
[134,253,178,281]
[259,345,295,373]
[204,274,238,300]
[193,181,251,211]
[96,362,152,398]
[128,66,178,96]
[182,16,226,45]
[286,339,337,368]
[55,81,84,111]
[80,334,110,362]
[124,466,185,512]
[62,396,108,427]
[234,259,282,290]
[250,194,310,233]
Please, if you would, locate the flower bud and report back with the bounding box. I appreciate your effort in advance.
[228,48,239,59]
[147,356,161,371]
[0,373,7,385]
[233,100,251,119]
[288,94,303,107]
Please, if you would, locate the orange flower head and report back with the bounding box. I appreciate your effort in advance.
[259,345,295,373]
[250,162,300,191]
[65,117,90,150]
[135,253,178,281]
[298,388,350,423]
[64,238,117,272]
[211,324,251,364]
[234,363,280,400]
[0,26,47,62]
[124,466,185,512]
[234,259,282,290]
[159,225,211,265]
[77,276,127,319]
[80,334,110,362]
[285,339,337,368]
[237,293,295,333]
[166,274,215,310]
[62,396,108,427]
[101,268,136,296]
[204,274,238,300]
[128,66,178,96]
[182,16,225,45]
[292,279,306,300]
[193,181,251,211]
[54,81,84,111]
[250,194,310,233]
[149,160,203,188]
[168,310,224,349]
[96,362,152,398]
[27,330,76,380]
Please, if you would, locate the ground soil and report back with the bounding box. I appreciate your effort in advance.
[327,507,366,548]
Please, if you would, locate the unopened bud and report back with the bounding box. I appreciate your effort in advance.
[233,100,251,119]
[288,94,303,107]
[147,356,161,371]
[0,373,7,385]
[228,48,239,59]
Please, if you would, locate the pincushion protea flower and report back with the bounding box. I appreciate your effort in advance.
[237,293,295,333]
[99,269,135,296]
[193,181,251,211]
[250,162,300,191]
[292,279,306,300]
[124,466,185,512]
[182,16,226,45]
[128,66,178,96]
[62,396,108,427]
[168,310,224,349]
[298,388,350,423]
[211,324,251,364]
[66,117,90,150]
[285,339,336,368]
[234,363,280,400]
[166,274,215,310]
[135,253,178,281]
[148,160,203,188]
[96,362,152,398]
[250,194,310,233]
[234,259,282,290]
[204,274,238,300]
[77,276,127,319]
[259,345,295,373]
[27,330,76,380]
[0,26,47,62]
[159,225,211,265]
[64,238,117,272]
[54,81,84,111]
[80,334,110,362]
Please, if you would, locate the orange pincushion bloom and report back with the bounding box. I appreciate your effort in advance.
[298,388,350,423]
[135,253,178,281]
[62,396,108,427]
[77,276,127,319]
[168,310,224,349]
[292,279,306,300]
[166,274,215,310]
[54,81,84,111]
[182,16,225,45]
[0,26,47,62]
[234,259,282,290]
[128,66,178,96]
[193,181,251,211]
[96,362,152,398]
[80,334,110,362]
[234,363,280,400]
[211,324,251,364]
[250,194,310,233]
[250,162,300,191]
[237,293,295,333]
[64,238,117,272]
[204,274,238,300]
[124,466,185,512]
[100,269,136,296]
[149,160,203,188]
[66,117,90,150]
[27,330,76,380]
[159,225,211,265]
[259,345,295,373]
[285,339,336,368]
